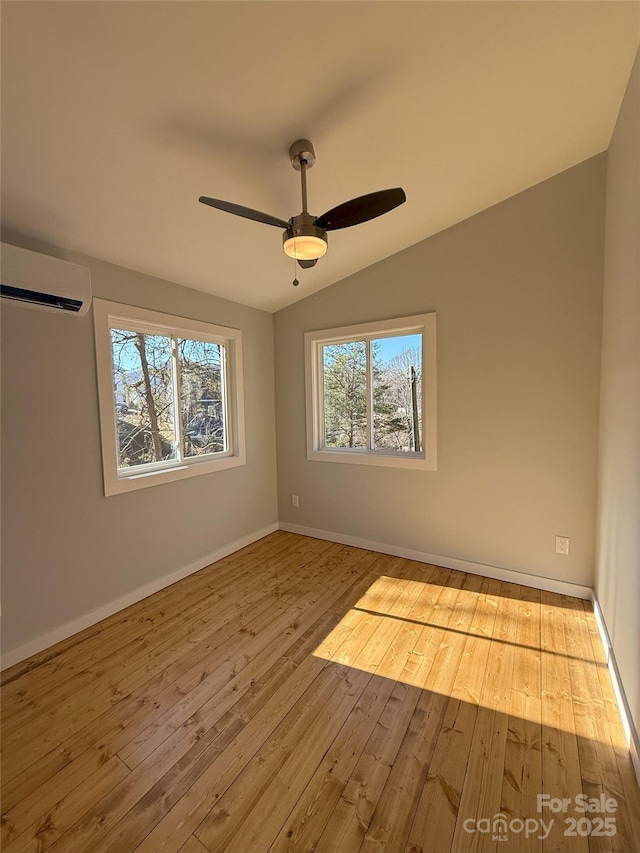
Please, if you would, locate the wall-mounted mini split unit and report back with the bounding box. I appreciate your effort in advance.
[0,242,92,316]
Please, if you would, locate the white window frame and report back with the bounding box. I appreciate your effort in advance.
[94,299,246,495]
[305,313,437,470]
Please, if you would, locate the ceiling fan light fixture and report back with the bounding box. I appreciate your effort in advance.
[283,226,327,260]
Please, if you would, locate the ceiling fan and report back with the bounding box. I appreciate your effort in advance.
[199,139,406,270]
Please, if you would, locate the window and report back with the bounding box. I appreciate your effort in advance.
[94,300,245,495]
[305,313,436,469]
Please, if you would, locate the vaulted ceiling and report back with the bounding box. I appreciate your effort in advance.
[2,1,638,311]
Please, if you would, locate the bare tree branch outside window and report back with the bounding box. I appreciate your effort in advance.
[110,329,226,469]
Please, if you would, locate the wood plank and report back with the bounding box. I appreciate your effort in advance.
[539,590,589,853]
[404,576,501,853]
[449,581,519,853]
[494,585,543,853]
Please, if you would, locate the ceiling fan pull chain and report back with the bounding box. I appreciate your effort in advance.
[292,243,300,286]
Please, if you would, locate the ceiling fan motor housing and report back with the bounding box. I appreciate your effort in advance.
[283,212,328,260]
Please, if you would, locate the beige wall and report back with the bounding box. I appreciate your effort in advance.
[596,51,639,738]
[1,243,277,655]
[274,155,606,588]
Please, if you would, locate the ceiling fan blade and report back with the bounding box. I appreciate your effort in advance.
[316,188,406,232]
[199,196,289,229]
[297,258,317,269]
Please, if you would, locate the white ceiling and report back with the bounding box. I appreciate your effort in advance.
[2,2,639,312]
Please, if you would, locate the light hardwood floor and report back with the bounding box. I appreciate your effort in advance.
[1,531,639,853]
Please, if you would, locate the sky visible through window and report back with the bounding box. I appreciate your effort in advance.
[376,333,421,363]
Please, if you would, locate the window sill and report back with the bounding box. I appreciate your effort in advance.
[104,453,246,496]
[307,448,436,471]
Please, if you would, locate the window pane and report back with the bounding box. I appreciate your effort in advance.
[179,339,227,457]
[372,334,422,452]
[322,341,367,448]
[110,329,177,468]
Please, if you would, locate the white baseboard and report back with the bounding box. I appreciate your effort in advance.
[279,522,593,600]
[0,523,279,671]
[590,594,640,788]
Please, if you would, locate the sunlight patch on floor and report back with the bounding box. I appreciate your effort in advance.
[311,573,625,749]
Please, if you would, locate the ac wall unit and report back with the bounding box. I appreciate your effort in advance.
[0,242,92,316]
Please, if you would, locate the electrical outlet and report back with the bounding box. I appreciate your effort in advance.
[291,494,299,508]
[555,535,570,555]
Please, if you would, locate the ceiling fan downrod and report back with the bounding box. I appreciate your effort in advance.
[284,139,327,265]
[289,140,314,214]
